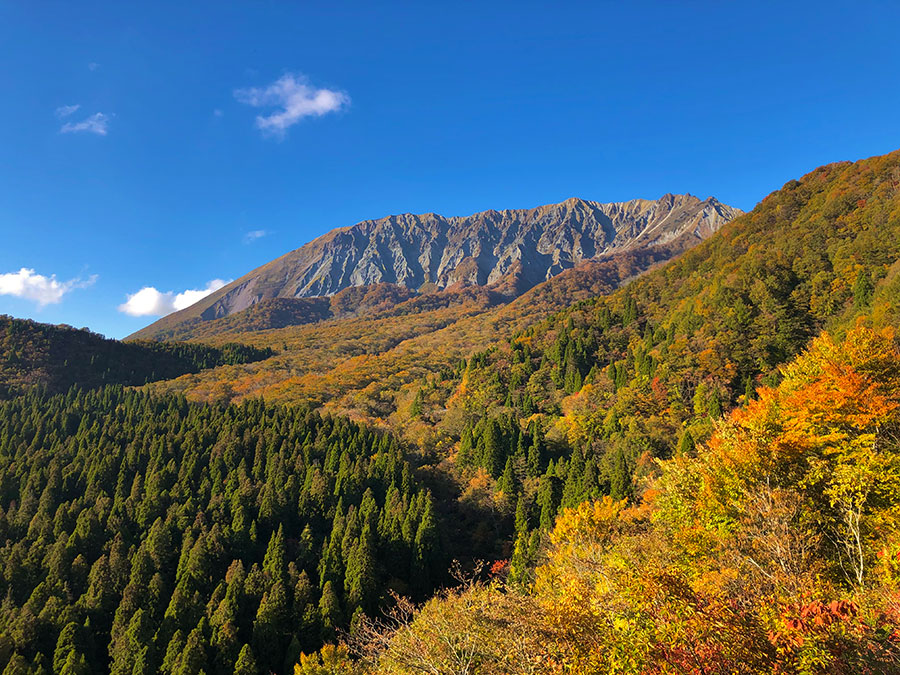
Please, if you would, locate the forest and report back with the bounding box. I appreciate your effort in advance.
[1,149,900,673]
[0,316,272,399]
[0,388,441,674]
[335,325,900,673]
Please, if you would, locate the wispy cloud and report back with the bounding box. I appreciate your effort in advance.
[243,229,268,244]
[88,62,100,71]
[60,112,110,136]
[118,279,229,317]
[234,72,349,138]
[55,104,81,118]
[0,268,97,307]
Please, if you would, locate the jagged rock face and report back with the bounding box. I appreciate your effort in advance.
[260,194,738,299]
[145,194,741,328]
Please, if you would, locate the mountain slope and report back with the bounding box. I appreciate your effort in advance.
[130,194,740,340]
[142,240,705,423]
[444,149,900,503]
[350,326,900,674]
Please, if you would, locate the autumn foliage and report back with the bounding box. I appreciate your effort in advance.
[350,326,900,673]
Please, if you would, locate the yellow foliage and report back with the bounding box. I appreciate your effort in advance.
[548,495,627,549]
[295,643,360,675]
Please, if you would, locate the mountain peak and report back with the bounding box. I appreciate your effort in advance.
[130,193,741,340]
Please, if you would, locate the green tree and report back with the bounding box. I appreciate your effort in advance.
[233,644,258,675]
[318,581,343,641]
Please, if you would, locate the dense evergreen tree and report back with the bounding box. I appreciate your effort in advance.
[0,387,442,673]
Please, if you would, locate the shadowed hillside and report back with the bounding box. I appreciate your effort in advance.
[0,315,272,398]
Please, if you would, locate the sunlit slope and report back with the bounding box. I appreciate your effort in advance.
[449,149,900,463]
[143,243,688,423]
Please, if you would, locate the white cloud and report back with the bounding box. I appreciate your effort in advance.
[243,229,267,244]
[0,268,97,307]
[61,112,110,136]
[118,279,228,317]
[234,72,349,138]
[55,104,81,118]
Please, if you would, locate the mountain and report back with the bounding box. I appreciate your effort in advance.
[139,239,723,424]
[144,149,900,481]
[135,151,900,456]
[130,193,740,340]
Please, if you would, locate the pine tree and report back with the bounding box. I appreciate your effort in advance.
[622,296,638,325]
[707,386,723,418]
[345,538,375,614]
[161,630,186,674]
[414,496,438,587]
[53,622,80,674]
[59,652,89,675]
[854,269,874,308]
[457,426,474,466]
[176,624,209,675]
[609,448,631,501]
[110,608,153,675]
[318,581,343,641]
[410,389,425,418]
[515,495,530,535]
[283,636,302,675]
[526,443,541,477]
[677,428,695,456]
[496,457,518,496]
[252,583,289,667]
[233,644,257,675]
[538,476,562,529]
[262,525,286,585]
[481,419,505,477]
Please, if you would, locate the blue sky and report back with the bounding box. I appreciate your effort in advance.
[1,2,899,338]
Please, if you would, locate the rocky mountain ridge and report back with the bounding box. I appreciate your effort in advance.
[131,193,740,339]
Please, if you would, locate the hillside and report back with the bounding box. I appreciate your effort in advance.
[285,151,900,672]
[130,193,740,341]
[0,315,272,399]
[428,149,900,554]
[0,388,445,673]
[133,285,426,343]
[142,240,698,430]
[340,325,900,673]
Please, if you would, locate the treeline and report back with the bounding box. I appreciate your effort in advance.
[0,387,442,674]
[0,316,273,398]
